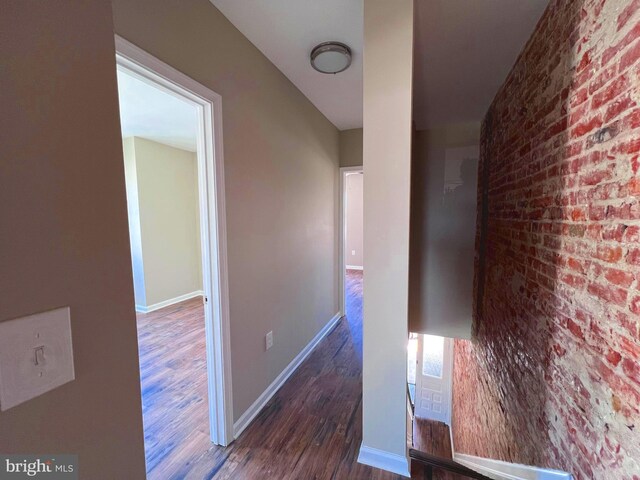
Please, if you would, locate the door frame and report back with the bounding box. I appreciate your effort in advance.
[414,334,454,426]
[115,35,234,446]
[339,166,363,315]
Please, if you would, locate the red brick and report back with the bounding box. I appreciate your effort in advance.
[630,295,640,315]
[620,39,640,72]
[565,317,585,340]
[561,273,586,289]
[587,281,628,306]
[571,114,603,139]
[452,2,640,479]
[624,108,640,129]
[569,207,587,221]
[604,93,637,123]
[588,64,617,95]
[627,248,640,265]
[589,205,606,220]
[612,137,640,155]
[623,225,640,242]
[619,335,640,360]
[577,48,594,73]
[622,358,640,386]
[618,0,640,31]
[606,350,623,367]
[567,257,587,273]
[592,74,629,110]
[604,267,635,287]
[594,245,623,263]
[601,224,627,241]
[629,177,640,195]
[579,168,612,186]
[602,21,640,66]
[570,86,589,107]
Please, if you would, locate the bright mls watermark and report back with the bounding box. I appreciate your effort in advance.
[0,456,77,480]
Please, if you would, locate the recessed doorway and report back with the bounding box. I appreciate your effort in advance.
[340,166,364,318]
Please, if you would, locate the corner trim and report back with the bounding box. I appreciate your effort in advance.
[232,312,342,439]
[135,290,204,313]
[357,444,411,478]
[453,453,573,480]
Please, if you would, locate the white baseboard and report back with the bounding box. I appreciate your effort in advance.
[232,311,342,439]
[135,290,204,313]
[346,265,363,271]
[357,444,410,478]
[453,453,573,480]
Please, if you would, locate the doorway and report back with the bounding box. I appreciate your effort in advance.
[340,167,364,317]
[413,334,453,425]
[114,36,233,461]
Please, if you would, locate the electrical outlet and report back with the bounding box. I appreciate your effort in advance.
[265,331,273,350]
[352,250,356,256]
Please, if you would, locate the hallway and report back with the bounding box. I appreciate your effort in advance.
[200,269,407,479]
[137,270,411,479]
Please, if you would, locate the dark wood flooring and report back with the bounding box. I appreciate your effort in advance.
[413,419,473,479]
[136,271,453,479]
[412,418,452,459]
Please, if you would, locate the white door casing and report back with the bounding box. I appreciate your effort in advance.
[115,35,234,446]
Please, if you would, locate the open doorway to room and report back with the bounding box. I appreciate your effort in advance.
[340,167,364,348]
[115,37,233,478]
[117,66,209,477]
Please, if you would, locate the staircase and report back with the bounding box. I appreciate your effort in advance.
[409,448,494,480]
[409,416,493,480]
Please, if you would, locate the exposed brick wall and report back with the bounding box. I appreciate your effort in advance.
[452,1,640,479]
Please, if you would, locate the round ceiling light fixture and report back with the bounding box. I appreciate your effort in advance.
[310,42,352,74]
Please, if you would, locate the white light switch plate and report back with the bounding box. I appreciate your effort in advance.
[265,331,273,350]
[0,307,75,411]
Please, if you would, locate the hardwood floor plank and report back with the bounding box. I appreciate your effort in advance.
[137,271,427,479]
[413,418,453,459]
[136,297,211,479]
[412,419,475,479]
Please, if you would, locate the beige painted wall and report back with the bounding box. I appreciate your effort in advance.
[124,137,203,309]
[0,1,146,478]
[345,173,364,268]
[409,122,480,339]
[123,137,147,307]
[111,0,340,421]
[339,128,363,167]
[362,0,414,463]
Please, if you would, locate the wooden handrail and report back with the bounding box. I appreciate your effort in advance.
[409,448,494,480]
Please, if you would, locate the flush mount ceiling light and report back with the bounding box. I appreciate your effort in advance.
[310,42,352,74]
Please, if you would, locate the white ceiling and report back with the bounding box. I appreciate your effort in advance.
[210,0,548,132]
[210,0,363,131]
[413,0,549,129]
[117,69,198,151]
